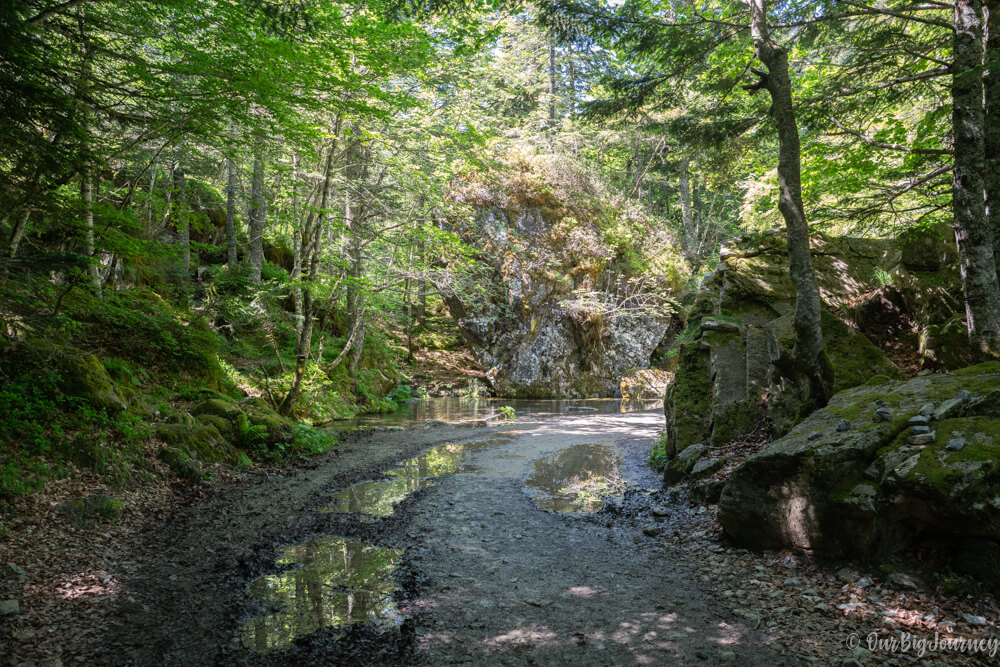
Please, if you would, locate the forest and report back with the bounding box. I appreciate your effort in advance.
[1,0,999,664]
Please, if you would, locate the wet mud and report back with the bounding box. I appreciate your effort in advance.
[93,413,792,665]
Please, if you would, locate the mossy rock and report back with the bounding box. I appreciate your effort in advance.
[719,366,1000,558]
[164,411,196,425]
[158,446,203,482]
[155,423,237,463]
[245,409,293,445]
[191,398,238,419]
[55,350,129,414]
[196,414,234,437]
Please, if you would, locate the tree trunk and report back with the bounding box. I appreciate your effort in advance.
[226,154,238,266]
[173,161,190,273]
[8,209,30,258]
[985,0,1000,289]
[954,0,1000,351]
[678,155,697,262]
[81,170,101,292]
[548,37,558,124]
[248,139,266,284]
[748,0,831,399]
[279,117,341,416]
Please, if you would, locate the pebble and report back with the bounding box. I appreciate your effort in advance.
[946,437,966,452]
[836,419,852,432]
[856,576,874,588]
[0,600,19,616]
[960,613,987,625]
[3,563,26,583]
[908,415,931,425]
[873,408,893,422]
[887,572,920,590]
[651,507,669,517]
[910,425,932,435]
[907,432,936,445]
[807,432,823,441]
[642,526,662,537]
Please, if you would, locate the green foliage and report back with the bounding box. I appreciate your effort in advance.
[499,405,516,421]
[934,566,979,596]
[648,431,670,471]
[235,413,269,454]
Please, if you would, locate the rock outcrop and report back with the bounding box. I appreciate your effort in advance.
[444,163,686,398]
[718,363,1000,572]
[663,231,904,458]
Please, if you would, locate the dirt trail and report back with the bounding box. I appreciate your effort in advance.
[92,411,791,665]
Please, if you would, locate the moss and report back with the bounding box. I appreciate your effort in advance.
[191,398,237,418]
[668,341,713,453]
[953,361,1000,376]
[821,312,904,392]
[896,417,1000,495]
[196,414,234,437]
[155,423,237,463]
[55,350,129,414]
[865,375,894,386]
[158,446,203,482]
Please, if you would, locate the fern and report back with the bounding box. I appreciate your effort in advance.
[235,413,268,453]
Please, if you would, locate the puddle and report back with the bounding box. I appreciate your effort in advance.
[320,437,512,516]
[239,536,403,651]
[525,444,625,513]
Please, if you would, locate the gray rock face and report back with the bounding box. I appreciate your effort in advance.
[443,206,670,398]
[718,366,1000,565]
[663,231,904,458]
[0,600,19,616]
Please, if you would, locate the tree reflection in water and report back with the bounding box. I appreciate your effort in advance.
[239,536,402,650]
[525,444,624,513]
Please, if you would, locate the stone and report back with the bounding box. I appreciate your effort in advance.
[55,349,129,414]
[841,658,863,667]
[836,568,858,583]
[946,437,966,451]
[910,425,931,435]
[3,563,26,583]
[691,479,726,505]
[919,402,936,416]
[933,397,967,421]
[873,408,893,422]
[907,432,935,445]
[908,415,930,425]
[677,444,709,463]
[718,363,1000,559]
[807,431,823,441]
[663,231,904,456]
[690,457,726,479]
[0,600,19,616]
[960,613,987,626]
[642,526,662,538]
[856,576,874,589]
[836,419,852,432]
[887,572,920,591]
[619,369,673,400]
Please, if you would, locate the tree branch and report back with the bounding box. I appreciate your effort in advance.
[829,115,952,154]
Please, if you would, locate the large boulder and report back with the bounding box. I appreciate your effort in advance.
[443,203,679,398]
[663,231,904,459]
[718,363,1000,561]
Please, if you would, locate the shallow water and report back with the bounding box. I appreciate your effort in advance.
[320,437,513,517]
[333,397,661,429]
[239,536,403,651]
[524,443,624,513]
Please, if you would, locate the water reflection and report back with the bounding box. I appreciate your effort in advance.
[525,444,624,513]
[333,397,661,429]
[239,536,403,651]
[321,437,512,516]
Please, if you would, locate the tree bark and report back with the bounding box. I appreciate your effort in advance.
[81,170,100,292]
[678,155,697,263]
[548,37,558,124]
[985,0,1000,288]
[747,0,831,398]
[173,160,189,273]
[248,139,266,284]
[954,0,1000,351]
[226,153,238,266]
